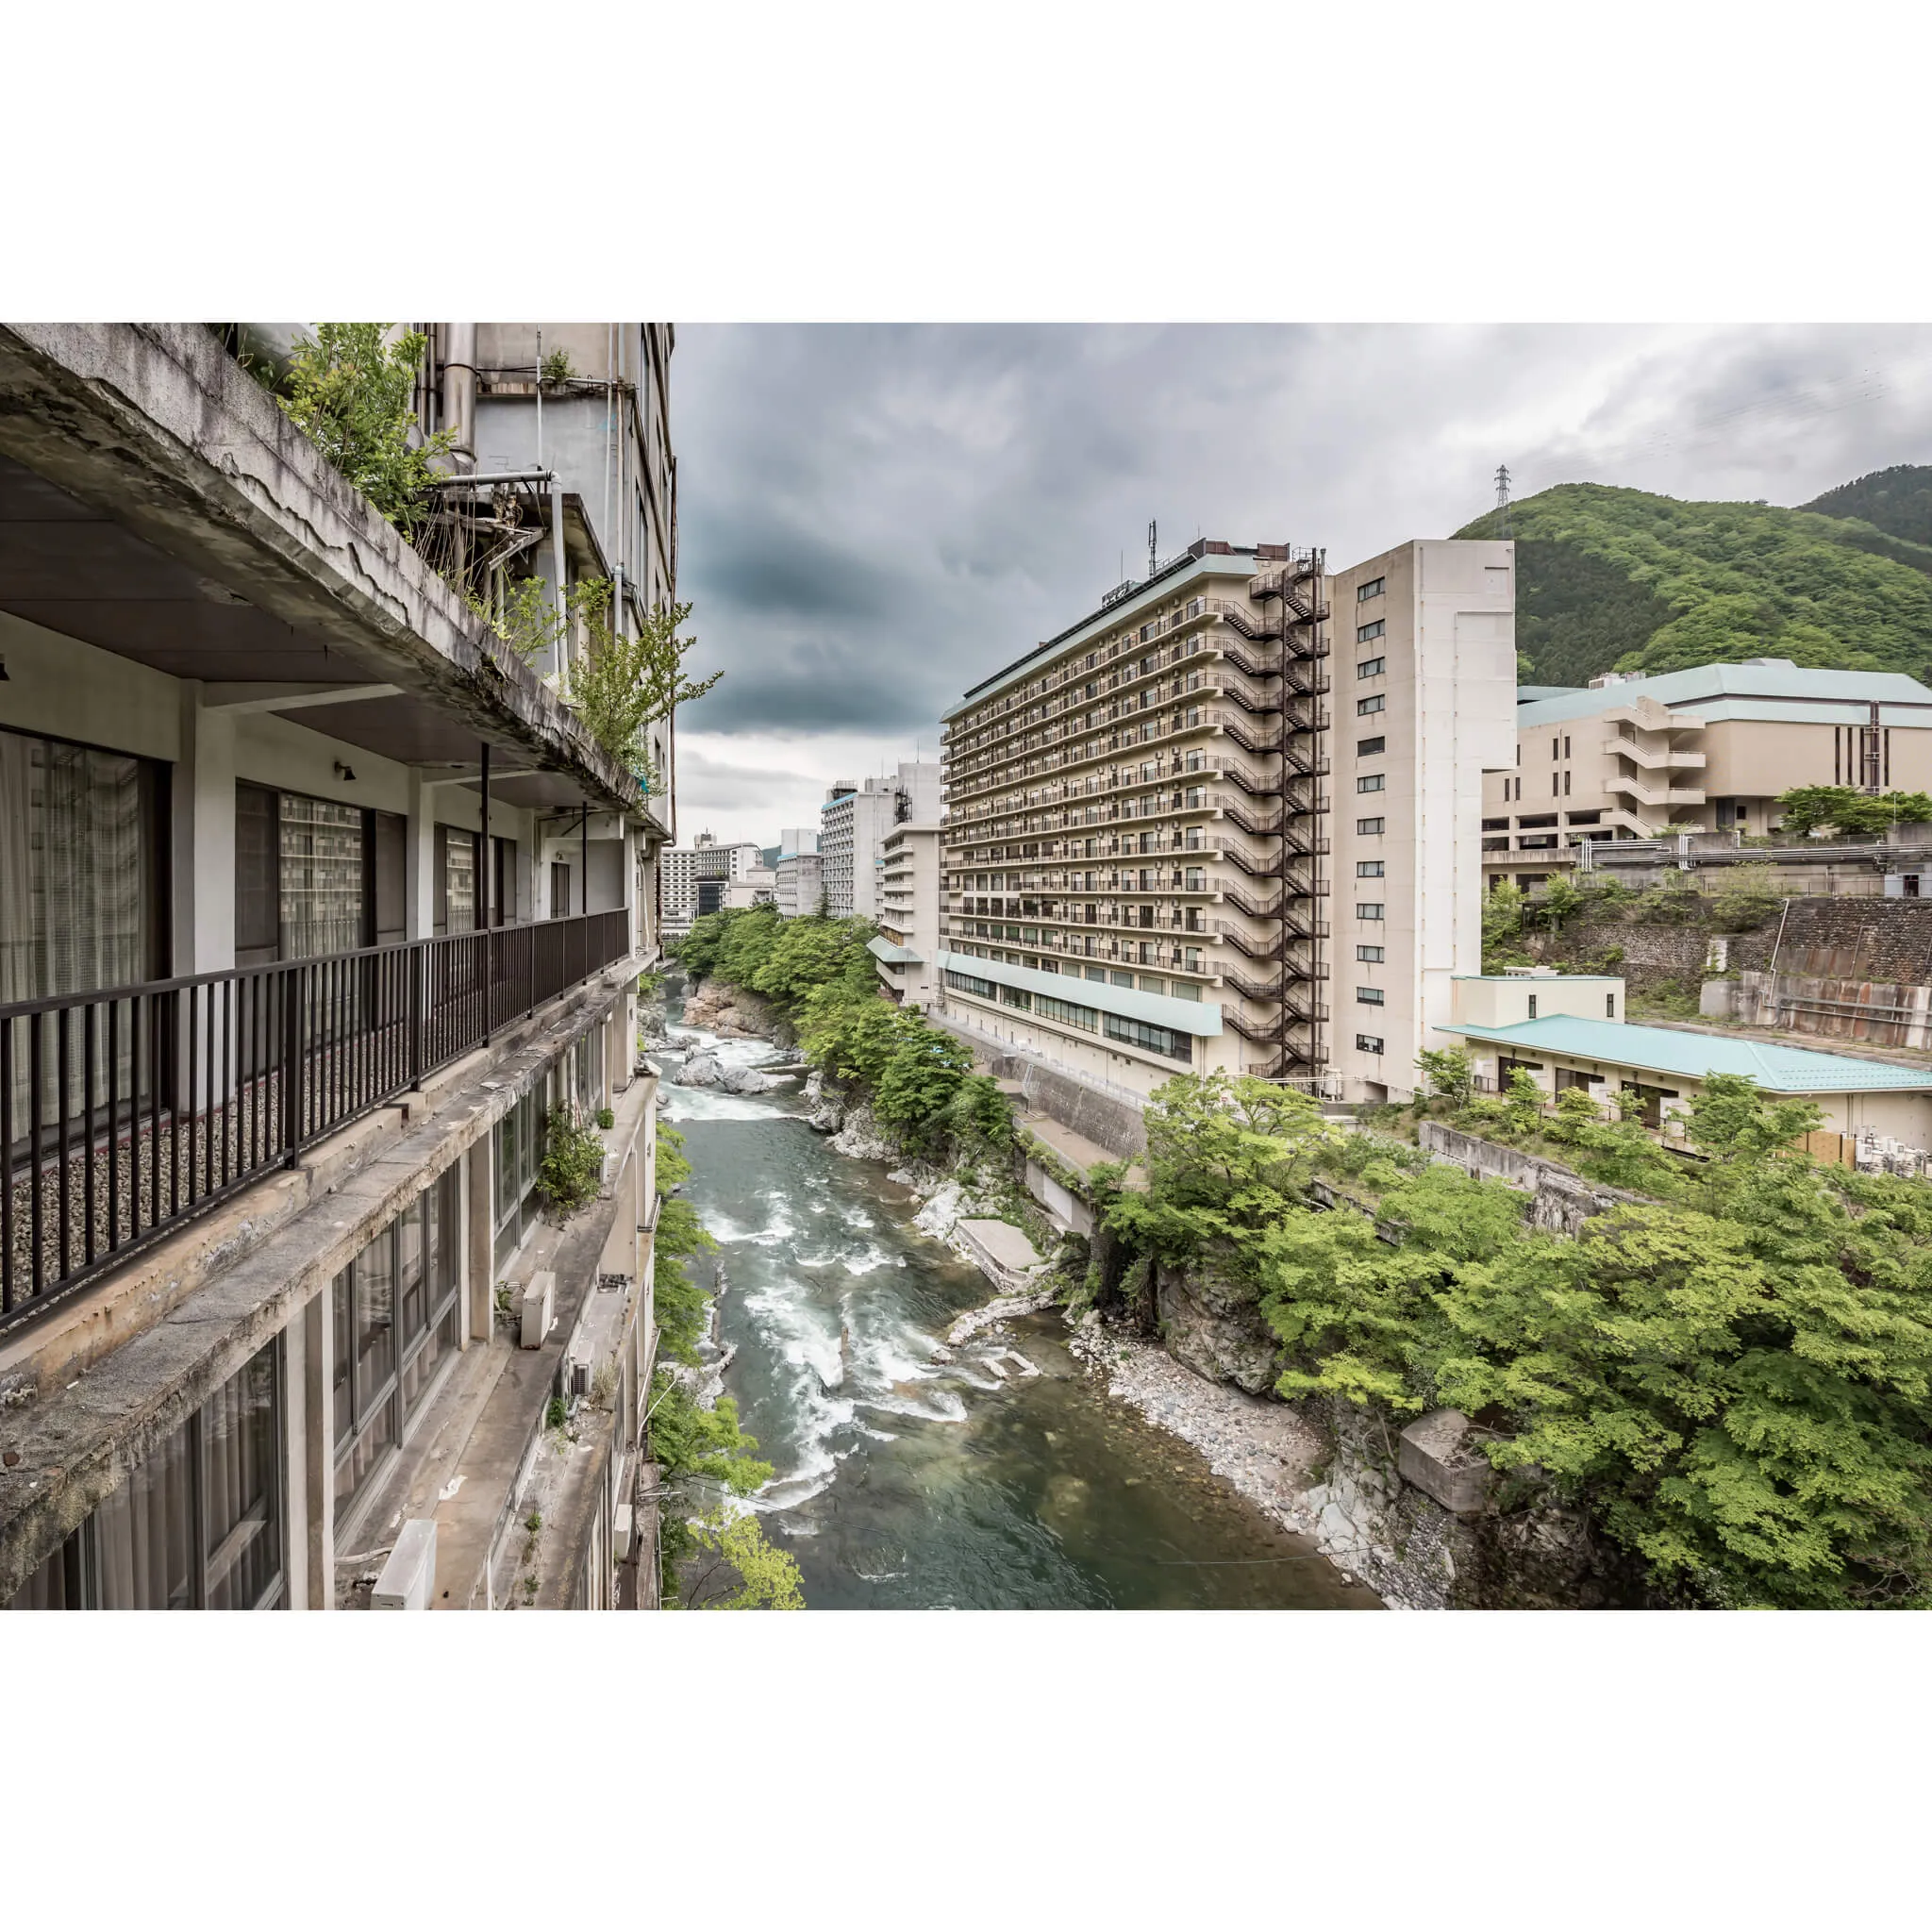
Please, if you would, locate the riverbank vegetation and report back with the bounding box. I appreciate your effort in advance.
[644,1119,801,1607]
[675,907,1012,1158]
[1094,1069,1932,1609]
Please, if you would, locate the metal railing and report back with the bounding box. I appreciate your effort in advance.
[1,908,630,1333]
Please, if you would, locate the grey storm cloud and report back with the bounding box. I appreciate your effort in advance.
[672,325,1932,743]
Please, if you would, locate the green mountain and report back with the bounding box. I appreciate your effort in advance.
[1455,482,1932,688]
[1800,463,1932,550]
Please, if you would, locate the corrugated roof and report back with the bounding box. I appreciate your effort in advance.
[1515,663,1932,730]
[1438,1014,1932,1091]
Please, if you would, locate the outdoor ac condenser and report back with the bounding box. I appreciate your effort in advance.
[371,1520,438,1610]
[521,1272,557,1349]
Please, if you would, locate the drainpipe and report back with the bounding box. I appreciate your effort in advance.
[441,324,476,475]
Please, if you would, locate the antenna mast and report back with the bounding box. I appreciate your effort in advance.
[1147,520,1158,580]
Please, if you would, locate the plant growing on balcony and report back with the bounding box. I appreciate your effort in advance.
[537,1104,605,1215]
[277,324,453,533]
[558,589,721,786]
[540,347,575,386]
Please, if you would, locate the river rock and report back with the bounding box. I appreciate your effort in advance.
[1155,1247,1278,1395]
[717,1061,787,1095]
[830,1098,897,1161]
[676,1049,724,1089]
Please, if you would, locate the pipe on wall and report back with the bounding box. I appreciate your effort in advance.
[441,323,476,475]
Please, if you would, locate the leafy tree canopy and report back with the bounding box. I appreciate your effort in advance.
[1774,785,1932,839]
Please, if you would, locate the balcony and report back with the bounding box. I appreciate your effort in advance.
[2,911,631,1334]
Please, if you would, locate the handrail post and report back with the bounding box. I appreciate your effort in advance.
[409,941,425,1089]
[281,964,302,1161]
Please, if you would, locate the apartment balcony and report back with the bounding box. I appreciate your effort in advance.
[1602,738,1707,772]
[1607,773,1707,810]
[1,912,632,1333]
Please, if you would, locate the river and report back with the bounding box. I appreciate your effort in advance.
[656,996,1379,1610]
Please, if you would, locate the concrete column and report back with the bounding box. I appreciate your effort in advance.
[173,681,238,975]
[406,769,435,941]
[453,1152,473,1356]
[303,1289,335,1609]
[466,1134,493,1341]
[282,1306,309,1612]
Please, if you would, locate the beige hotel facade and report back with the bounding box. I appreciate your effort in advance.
[937,536,1516,1104]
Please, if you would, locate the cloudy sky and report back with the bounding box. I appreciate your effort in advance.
[669,325,1932,848]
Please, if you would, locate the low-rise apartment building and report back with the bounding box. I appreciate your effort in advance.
[1484,660,1932,888]
[871,823,944,1008]
[818,763,942,918]
[773,826,822,919]
[0,323,686,1610]
[937,536,1515,1104]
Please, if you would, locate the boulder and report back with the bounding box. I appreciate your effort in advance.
[675,1049,724,1089]
[1397,1408,1493,1516]
[1154,1247,1277,1395]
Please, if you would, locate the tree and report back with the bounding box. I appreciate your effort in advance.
[1775,785,1932,839]
[1415,1044,1475,1108]
[1502,1067,1544,1135]
[278,324,454,532]
[674,1507,805,1610]
[1707,861,1782,932]
[1537,874,1587,933]
[561,591,722,783]
[1106,1073,1341,1269]
[1482,880,1528,970]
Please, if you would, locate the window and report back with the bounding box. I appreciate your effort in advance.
[1357,737,1385,757]
[1357,902,1385,921]
[1564,735,1572,758]
[1103,1012,1192,1061]
[1552,774,1560,796]
[1563,771,1572,796]
[1357,657,1385,679]
[1527,994,1539,1018]
[7,1337,285,1610]
[1357,986,1385,1005]
[1551,738,1560,760]
[1356,1034,1385,1055]
[1606,992,1617,1018]
[1357,859,1385,877]
[1482,817,1508,831]
[1357,577,1385,603]
[1357,774,1385,793]
[1357,694,1385,717]
[435,823,479,935]
[999,985,1034,1010]
[2,724,169,1129]
[1357,619,1385,642]
[945,967,999,1000]
[336,1166,462,1530]
[1357,816,1385,836]
[1356,944,1384,962]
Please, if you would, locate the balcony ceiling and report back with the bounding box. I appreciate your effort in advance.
[0,327,650,822]
[0,453,610,800]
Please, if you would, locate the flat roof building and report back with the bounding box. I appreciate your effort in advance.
[1485,660,1932,888]
[938,535,1515,1104]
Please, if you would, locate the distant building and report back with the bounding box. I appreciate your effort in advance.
[940,536,1515,1105]
[871,823,944,1007]
[1485,661,1932,890]
[818,763,943,918]
[663,832,764,935]
[773,826,822,918]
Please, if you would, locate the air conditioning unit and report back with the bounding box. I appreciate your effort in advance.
[371,1519,438,1611]
[520,1271,557,1350]
[566,1326,594,1398]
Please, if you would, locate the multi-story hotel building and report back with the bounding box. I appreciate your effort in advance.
[1482,662,1932,890]
[937,537,1515,1103]
[870,822,944,1008]
[817,763,942,919]
[0,323,691,1610]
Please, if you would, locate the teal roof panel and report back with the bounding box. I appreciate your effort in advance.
[1437,1014,1932,1092]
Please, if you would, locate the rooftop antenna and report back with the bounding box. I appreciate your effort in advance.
[1148,520,1158,579]
[1494,463,1513,540]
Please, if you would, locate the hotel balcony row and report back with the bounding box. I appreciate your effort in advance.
[0,325,673,1609]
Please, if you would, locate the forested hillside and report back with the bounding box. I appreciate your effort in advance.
[1455,482,1932,687]
[1801,463,1932,548]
